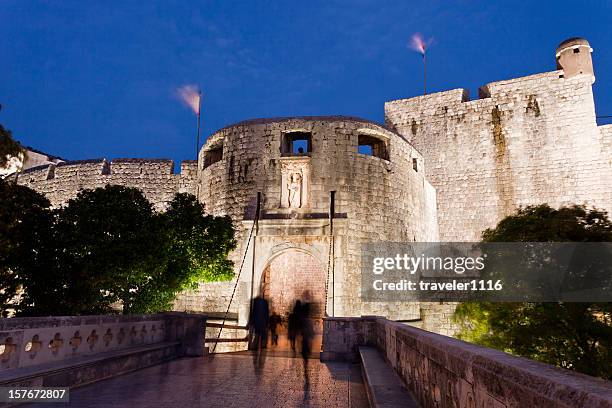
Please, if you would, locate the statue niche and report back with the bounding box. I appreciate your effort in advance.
[287,172,303,208]
[280,158,309,209]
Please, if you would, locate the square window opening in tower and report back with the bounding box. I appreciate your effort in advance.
[203,145,223,169]
[282,132,312,156]
[358,134,389,160]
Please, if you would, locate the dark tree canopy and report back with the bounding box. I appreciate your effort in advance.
[0,179,53,316]
[454,204,612,379]
[0,124,25,168]
[0,181,236,317]
[481,204,612,242]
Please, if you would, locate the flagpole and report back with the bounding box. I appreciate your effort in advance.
[423,52,427,95]
[196,91,201,162]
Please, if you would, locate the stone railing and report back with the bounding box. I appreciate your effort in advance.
[0,313,206,389]
[322,316,612,408]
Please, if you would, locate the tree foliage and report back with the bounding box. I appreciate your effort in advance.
[454,204,612,379]
[0,124,25,168]
[0,181,236,316]
[0,180,53,316]
[122,193,236,314]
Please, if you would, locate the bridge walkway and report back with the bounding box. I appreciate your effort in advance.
[25,351,369,408]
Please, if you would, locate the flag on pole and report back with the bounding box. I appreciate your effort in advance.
[409,33,433,95]
[177,85,200,114]
[176,84,203,161]
[410,33,430,55]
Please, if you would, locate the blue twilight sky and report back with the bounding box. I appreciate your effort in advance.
[1,1,611,166]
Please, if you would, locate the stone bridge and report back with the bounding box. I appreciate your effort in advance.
[0,314,610,407]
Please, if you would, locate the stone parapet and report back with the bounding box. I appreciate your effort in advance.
[322,316,612,408]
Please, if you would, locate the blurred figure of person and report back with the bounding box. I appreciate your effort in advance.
[288,300,302,353]
[248,296,269,375]
[269,312,282,346]
[299,297,314,392]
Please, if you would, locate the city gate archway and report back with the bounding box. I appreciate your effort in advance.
[260,249,327,350]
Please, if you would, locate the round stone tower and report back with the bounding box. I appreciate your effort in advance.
[555,37,594,81]
[195,116,438,325]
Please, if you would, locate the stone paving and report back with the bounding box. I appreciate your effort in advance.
[26,351,369,408]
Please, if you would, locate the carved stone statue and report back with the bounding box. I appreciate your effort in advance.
[287,171,302,208]
[280,157,309,209]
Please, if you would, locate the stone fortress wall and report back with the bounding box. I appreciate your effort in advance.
[12,37,612,337]
[385,37,612,241]
[193,117,439,324]
[16,158,197,211]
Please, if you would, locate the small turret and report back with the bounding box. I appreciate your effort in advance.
[556,37,594,82]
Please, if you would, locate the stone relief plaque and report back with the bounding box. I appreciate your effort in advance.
[280,157,310,209]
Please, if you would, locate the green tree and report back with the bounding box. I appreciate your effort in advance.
[0,178,53,317]
[0,124,25,168]
[124,193,236,313]
[18,185,161,315]
[454,204,612,379]
[2,184,236,316]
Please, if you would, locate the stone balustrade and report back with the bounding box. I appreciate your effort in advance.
[322,316,612,408]
[0,313,206,390]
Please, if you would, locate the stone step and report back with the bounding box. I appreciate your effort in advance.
[359,346,419,408]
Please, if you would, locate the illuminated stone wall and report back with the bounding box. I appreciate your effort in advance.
[16,159,197,211]
[385,39,612,242]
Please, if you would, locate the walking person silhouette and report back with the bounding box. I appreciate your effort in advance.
[248,296,269,376]
[298,291,314,394]
[269,312,282,346]
[288,300,302,354]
